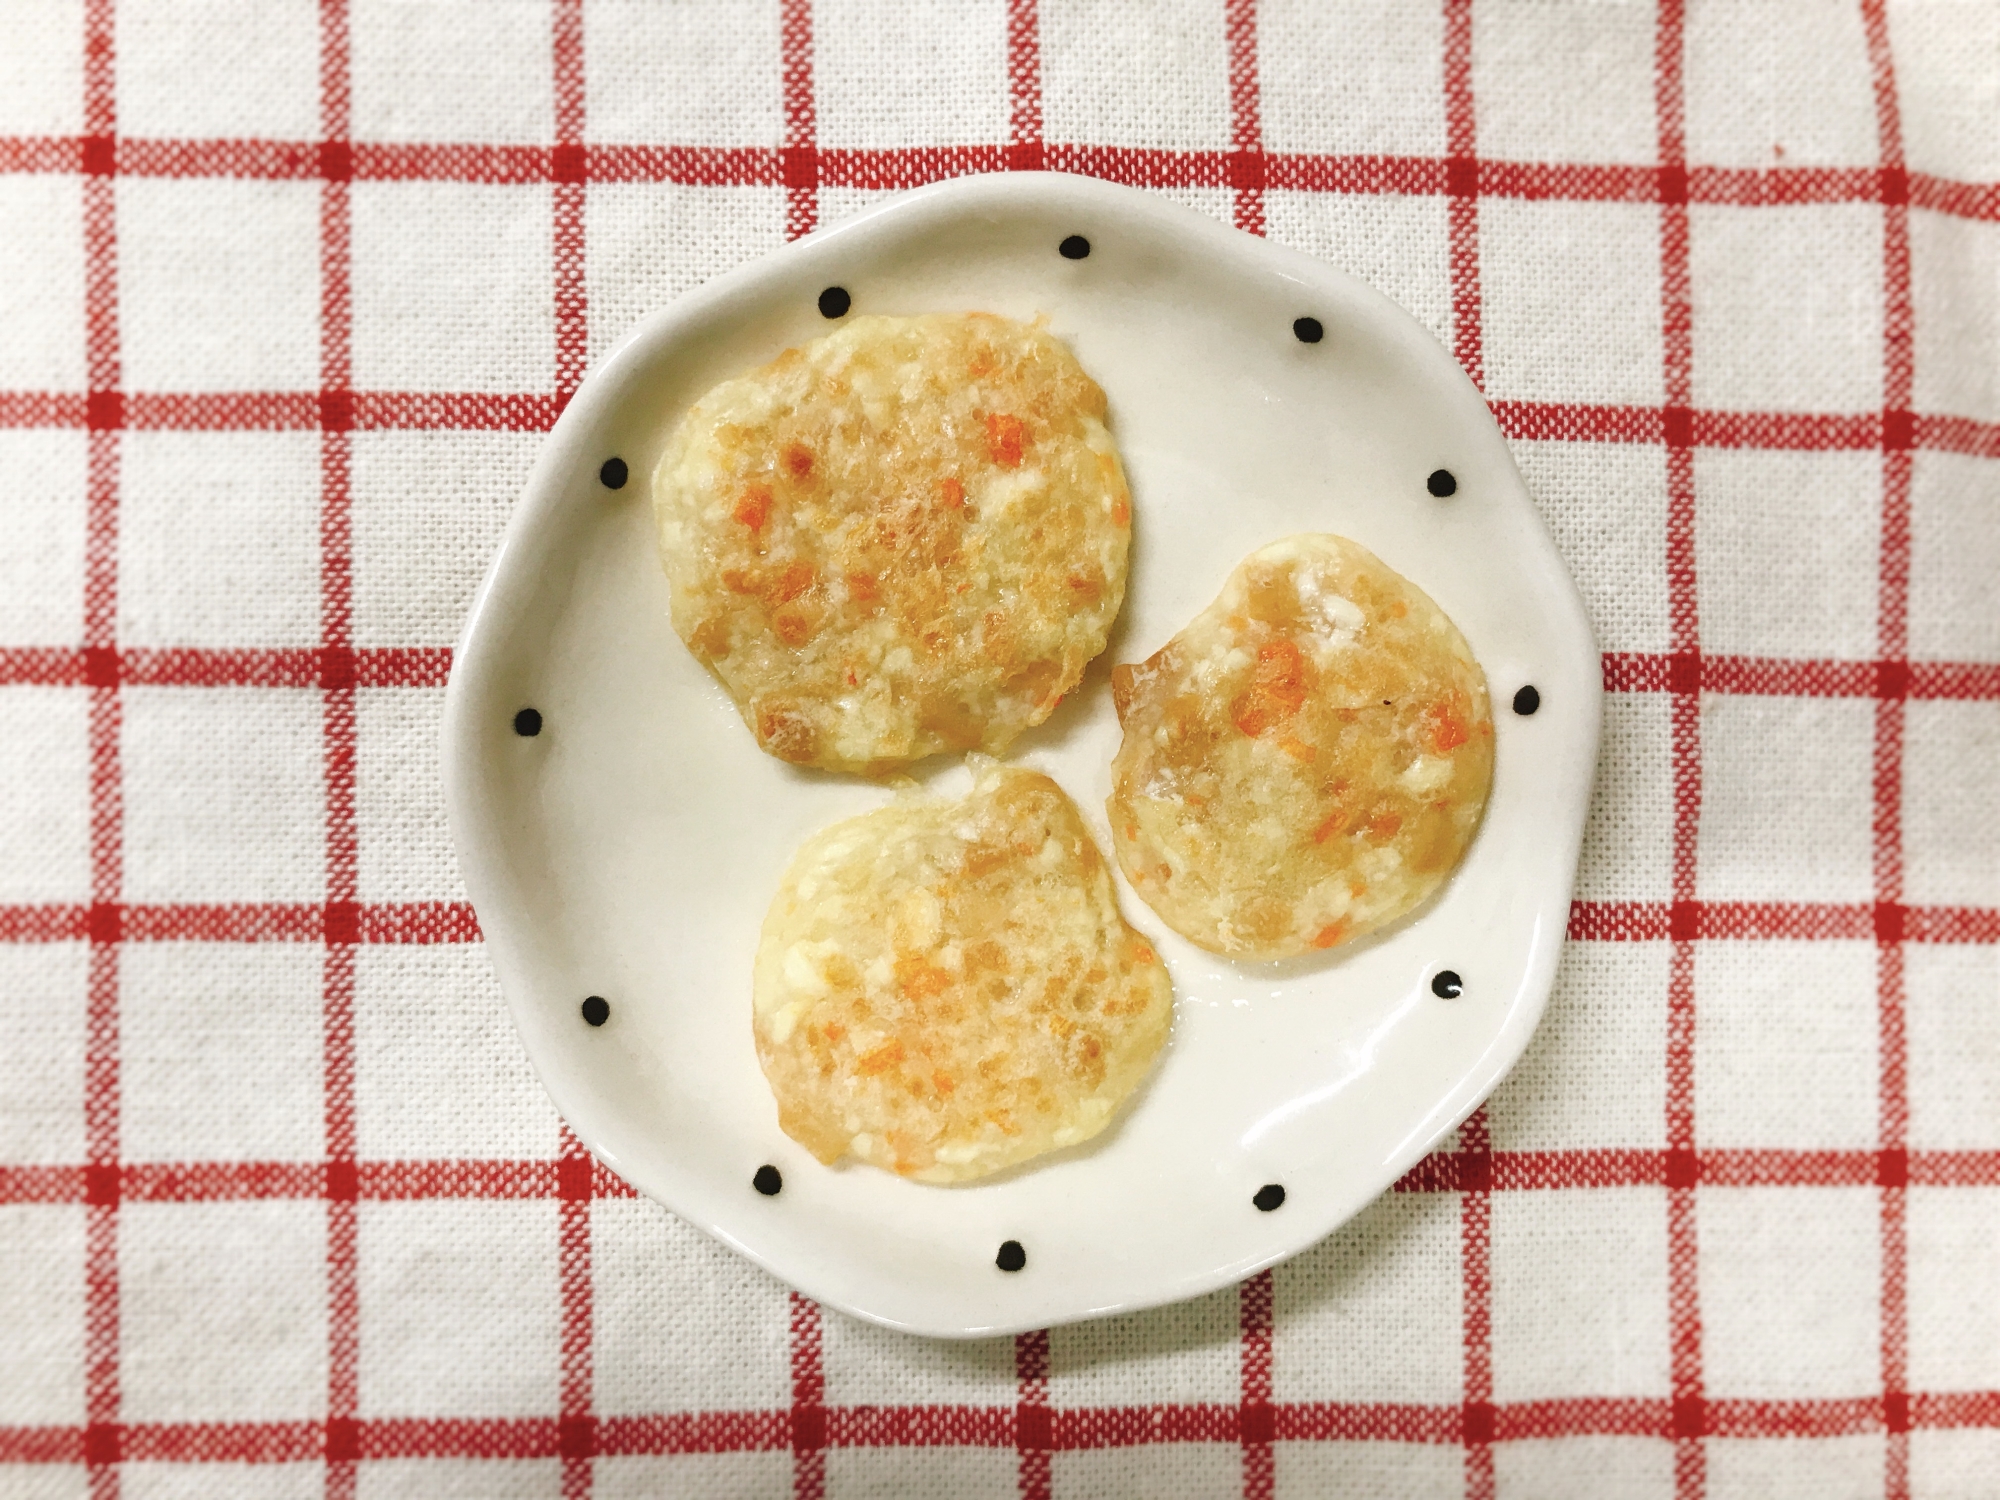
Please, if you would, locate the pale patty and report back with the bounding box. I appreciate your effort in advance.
[754,764,1173,1183]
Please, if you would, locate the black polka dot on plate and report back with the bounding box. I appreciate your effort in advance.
[513,707,542,737]
[1059,234,1090,259]
[581,995,610,1026]
[996,1240,1027,1273]
[818,285,851,318]
[1293,316,1324,344]
[599,456,628,490]
[1427,468,1458,497]
[753,1165,782,1196]
[1254,1184,1287,1212]
[1513,685,1541,716]
[1431,971,1463,1000]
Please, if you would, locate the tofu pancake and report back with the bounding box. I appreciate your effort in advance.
[753,763,1172,1183]
[1108,534,1493,959]
[655,313,1132,773]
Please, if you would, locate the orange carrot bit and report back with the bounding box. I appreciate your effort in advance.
[932,1070,955,1096]
[985,412,1027,467]
[773,608,812,646]
[1254,637,1309,710]
[770,560,816,603]
[1365,811,1403,842]
[1111,496,1130,525]
[1232,694,1272,739]
[843,665,859,688]
[1279,736,1317,764]
[782,442,815,478]
[894,957,951,1001]
[857,1038,905,1075]
[1312,809,1349,844]
[937,475,965,509]
[845,571,878,602]
[1428,699,1470,752]
[733,484,772,532]
[1311,922,1348,950]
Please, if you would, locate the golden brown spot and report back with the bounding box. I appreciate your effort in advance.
[782,442,814,478]
[756,703,818,763]
[895,957,951,1001]
[690,617,730,659]
[733,485,772,532]
[857,1038,905,1075]
[773,607,813,647]
[938,475,965,509]
[770,561,816,604]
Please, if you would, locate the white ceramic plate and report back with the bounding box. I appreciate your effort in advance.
[443,173,1600,1338]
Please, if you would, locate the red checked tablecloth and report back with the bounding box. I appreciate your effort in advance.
[2,2,1997,1497]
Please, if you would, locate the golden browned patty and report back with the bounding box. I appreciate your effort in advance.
[1108,534,1493,959]
[753,763,1173,1183]
[655,313,1132,774]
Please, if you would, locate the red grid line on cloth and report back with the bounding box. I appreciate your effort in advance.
[546,9,601,1493]
[1438,4,1496,1496]
[1861,4,1918,1494]
[15,1388,2000,1466]
[6,390,2000,470]
[1241,1266,1275,1500]
[20,892,2000,952]
[1225,0,1264,239]
[1005,0,1043,175]
[782,0,817,243]
[7,1141,2000,1210]
[1015,1329,1052,1500]
[7,644,1999,709]
[7,135,1996,227]
[791,1292,827,1500]
[0,901,479,945]
[77,0,125,1494]
[1650,2,1714,1493]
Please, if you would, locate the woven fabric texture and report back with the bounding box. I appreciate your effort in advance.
[2,1,1997,1497]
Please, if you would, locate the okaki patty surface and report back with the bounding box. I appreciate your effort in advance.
[1108,534,1493,960]
[655,313,1132,773]
[753,763,1173,1184]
